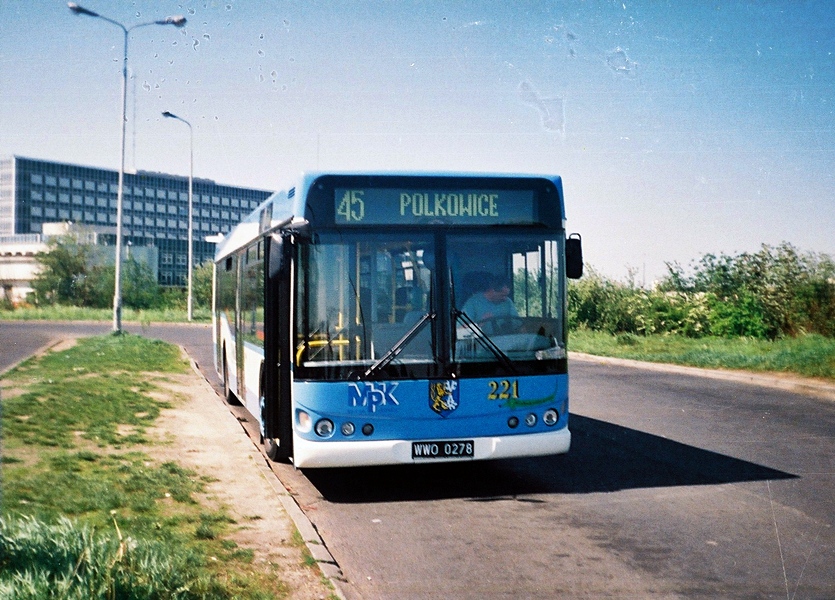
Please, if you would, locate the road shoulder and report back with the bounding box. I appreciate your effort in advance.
[570,352,835,402]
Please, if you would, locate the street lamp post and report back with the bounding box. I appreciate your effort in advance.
[161,111,194,321]
[68,2,186,333]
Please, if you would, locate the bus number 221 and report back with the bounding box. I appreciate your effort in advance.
[487,379,519,400]
[337,190,365,222]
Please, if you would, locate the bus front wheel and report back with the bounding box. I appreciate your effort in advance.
[264,436,291,462]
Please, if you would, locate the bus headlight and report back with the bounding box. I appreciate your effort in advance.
[525,413,537,427]
[543,408,559,426]
[297,410,312,433]
[507,416,519,429]
[314,418,335,438]
[341,422,356,436]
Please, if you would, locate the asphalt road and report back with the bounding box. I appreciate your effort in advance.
[0,321,215,377]
[2,322,833,598]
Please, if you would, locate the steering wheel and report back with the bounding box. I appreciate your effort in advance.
[479,316,523,335]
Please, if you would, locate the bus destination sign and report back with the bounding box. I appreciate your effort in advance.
[334,187,537,226]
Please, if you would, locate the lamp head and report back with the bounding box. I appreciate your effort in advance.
[159,15,187,27]
[67,2,99,17]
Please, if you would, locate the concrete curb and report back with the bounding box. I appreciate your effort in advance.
[569,352,835,402]
[259,460,347,598]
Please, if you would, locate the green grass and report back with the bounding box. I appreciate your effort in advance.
[0,515,225,600]
[0,305,211,323]
[569,329,835,380]
[0,333,290,599]
[5,335,185,449]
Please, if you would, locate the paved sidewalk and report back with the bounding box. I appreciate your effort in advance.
[173,355,347,599]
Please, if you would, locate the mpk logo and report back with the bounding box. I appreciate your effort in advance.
[348,382,400,413]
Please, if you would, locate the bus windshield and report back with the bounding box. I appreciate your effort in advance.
[297,233,435,370]
[295,230,565,377]
[450,233,564,364]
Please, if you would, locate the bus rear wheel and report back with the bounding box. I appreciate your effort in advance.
[221,351,239,405]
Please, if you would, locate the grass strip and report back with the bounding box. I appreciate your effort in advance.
[569,330,835,380]
[0,333,290,599]
[0,306,211,323]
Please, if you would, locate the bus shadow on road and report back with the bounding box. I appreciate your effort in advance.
[304,414,796,503]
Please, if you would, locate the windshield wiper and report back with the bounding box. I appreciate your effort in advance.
[359,312,435,379]
[453,309,516,373]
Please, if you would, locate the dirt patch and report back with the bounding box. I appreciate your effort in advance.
[144,366,336,599]
[49,338,79,353]
[0,386,26,400]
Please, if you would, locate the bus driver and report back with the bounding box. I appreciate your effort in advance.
[461,274,518,323]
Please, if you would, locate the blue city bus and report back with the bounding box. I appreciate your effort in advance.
[213,172,583,468]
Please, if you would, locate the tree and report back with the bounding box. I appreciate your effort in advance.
[32,230,167,309]
[122,258,163,309]
[192,260,214,309]
[31,232,95,306]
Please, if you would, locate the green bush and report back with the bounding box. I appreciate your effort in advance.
[567,267,642,335]
[664,242,835,339]
[192,260,214,309]
[568,270,708,338]
[636,291,710,338]
[569,243,835,340]
[706,291,767,338]
[30,234,96,307]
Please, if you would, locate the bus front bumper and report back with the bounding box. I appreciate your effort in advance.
[291,427,570,469]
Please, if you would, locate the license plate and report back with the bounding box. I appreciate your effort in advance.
[412,440,474,459]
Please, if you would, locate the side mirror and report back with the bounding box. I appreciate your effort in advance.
[566,233,583,279]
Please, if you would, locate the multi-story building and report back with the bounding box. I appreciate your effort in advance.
[0,155,273,289]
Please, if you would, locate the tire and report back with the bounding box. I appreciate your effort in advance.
[264,436,291,463]
[260,362,292,462]
[221,350,239,405]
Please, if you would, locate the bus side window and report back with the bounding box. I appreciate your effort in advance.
[242,258,264,348]
[218,255,237,325]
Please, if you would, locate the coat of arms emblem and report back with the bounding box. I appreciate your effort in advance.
[429,380,459,417]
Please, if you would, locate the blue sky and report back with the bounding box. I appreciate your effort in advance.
[2,1,833,283]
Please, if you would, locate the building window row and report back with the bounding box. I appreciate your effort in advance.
[30,175,261,211]
[27,209,231,235]
[27,193,242,223]
[29,175,262,213]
